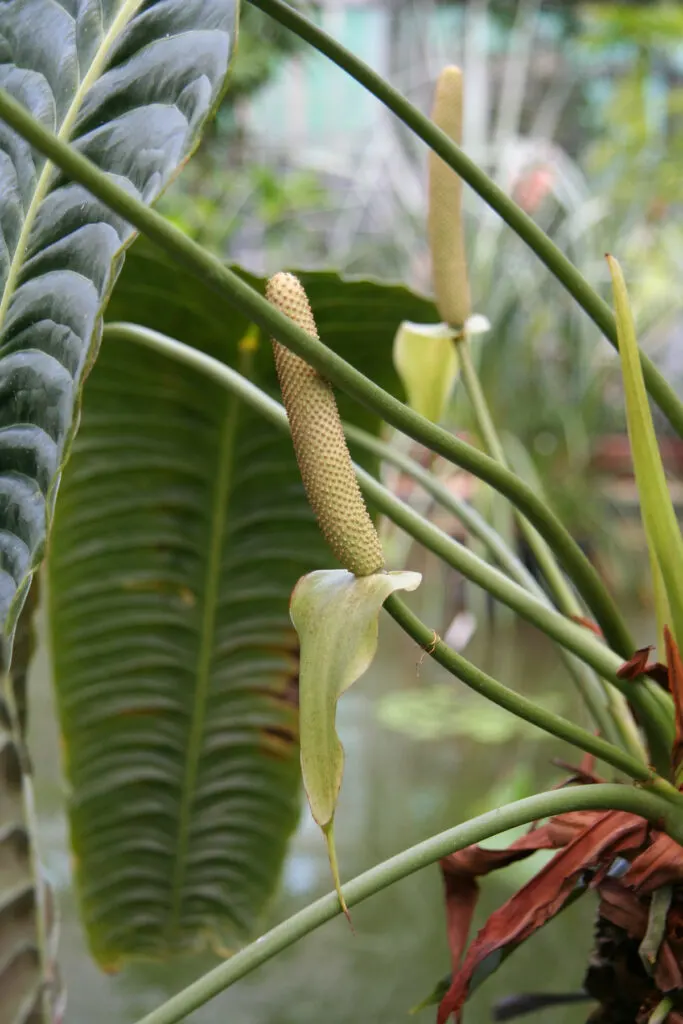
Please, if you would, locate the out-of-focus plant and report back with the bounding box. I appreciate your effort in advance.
[158,0,327,262]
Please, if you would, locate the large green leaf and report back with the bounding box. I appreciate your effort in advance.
[48,243,437,965]
[0,574,64,1024]
[104,239,437,443]
[0,0,238,668]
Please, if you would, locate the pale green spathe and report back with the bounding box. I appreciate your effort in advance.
[290,568,421,912]
[393,320,459,423]
[291,568,422,827]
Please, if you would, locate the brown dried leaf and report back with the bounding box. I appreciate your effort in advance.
[440,835,554,973]
[570,615,603,637]
[617,647,656,680]
[622,831,683,894]
[665,626,683,774]
[438,811,649,1022]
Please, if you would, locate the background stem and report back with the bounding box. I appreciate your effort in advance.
[457,338,642,758]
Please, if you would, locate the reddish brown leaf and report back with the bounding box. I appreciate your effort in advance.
[648,662,671,690]
[438,811,649,1023]
[623,831,683,893]
[617,647,655,680]
[439,833,557,972]
[665,626,683,774]
[570,615,603,637]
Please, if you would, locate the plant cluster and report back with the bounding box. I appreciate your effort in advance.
[0,2,683,1023]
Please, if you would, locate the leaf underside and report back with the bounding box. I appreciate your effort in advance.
[0,0,238,1011]
[48,243,437,965]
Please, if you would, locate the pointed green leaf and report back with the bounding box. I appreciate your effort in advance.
[48,252,434,963]
[290,569,421,906]
[393,320,459,423]
[0,0,238,671]
[608,255,683,650]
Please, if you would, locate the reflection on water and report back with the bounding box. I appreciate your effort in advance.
[30,596,623,1023]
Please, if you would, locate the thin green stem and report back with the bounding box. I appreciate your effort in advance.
[459,339,579,612]
[246,0,683,442]
[107,324,670,770]
[383,594,655,783]
[0,85,633,657]
[346,422,624,752]
[134,784,681,1024]
[344,424,538,593]
[457,339,642,759]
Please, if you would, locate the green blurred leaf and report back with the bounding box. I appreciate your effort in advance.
[290,568,421,908]
[48,242,436,964]
[608,255,683,651]
[393,321,459,423]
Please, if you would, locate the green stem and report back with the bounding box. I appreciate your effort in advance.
[134,784,680,1024]
[346,423,623,752]
[383,594,651,782]
[246,0,683,443]
[0,85,632,657]
[457,339,642,759]
[344,424,539,593]
[459,339,578,612]
[107,324,670,770]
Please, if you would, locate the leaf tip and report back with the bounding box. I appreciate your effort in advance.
[323,819,353,928]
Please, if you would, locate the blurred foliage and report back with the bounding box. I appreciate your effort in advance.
[159,1,327,260]
[162,156,328,260]
[377,685,564,744]
[228,2,316,102]
[583,5,683,211]
[582,3,683,46]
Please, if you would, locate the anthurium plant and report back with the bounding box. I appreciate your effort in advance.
[1,2,683,1023]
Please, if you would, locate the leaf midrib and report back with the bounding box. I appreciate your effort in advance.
[167,387,241,937]
[0,0,144,329]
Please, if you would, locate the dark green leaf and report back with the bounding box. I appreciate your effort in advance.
[104,238,437,448]
[0,3,238,1014]
[0,0,238,668]
[47,243,436,964]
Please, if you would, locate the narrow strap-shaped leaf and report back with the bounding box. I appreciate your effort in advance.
[608,255,683,653]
